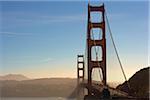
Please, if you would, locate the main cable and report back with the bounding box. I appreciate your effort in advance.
[105,11,130,90]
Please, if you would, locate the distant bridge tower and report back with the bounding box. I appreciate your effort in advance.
[87,4,106,95]
[77,55,85,83]
[77,55,85,99]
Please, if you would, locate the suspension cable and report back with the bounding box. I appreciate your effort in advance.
[105,11,130,90]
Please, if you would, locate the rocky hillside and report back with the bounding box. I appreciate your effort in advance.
[116,67,149,98]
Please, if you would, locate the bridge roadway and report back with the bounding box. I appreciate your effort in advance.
[79,80,136,99]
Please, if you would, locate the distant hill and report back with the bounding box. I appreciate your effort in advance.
[0,74,29,81]
[0,78,77,98]
[116,67,149,98]
[2,66,149,98]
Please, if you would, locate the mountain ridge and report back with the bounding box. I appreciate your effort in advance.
[1,67,149,98]
[0,74,29,81]
[0,78,77,97]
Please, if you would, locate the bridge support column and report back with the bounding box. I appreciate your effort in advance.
[77,55,85,100]
[77,55,84,83]
[86,3,107,97]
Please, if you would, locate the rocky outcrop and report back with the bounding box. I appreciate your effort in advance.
[116,67,149,98]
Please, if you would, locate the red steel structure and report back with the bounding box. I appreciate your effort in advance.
[77,3,133,99]
[77,55,85,83]
[87,4,106,95]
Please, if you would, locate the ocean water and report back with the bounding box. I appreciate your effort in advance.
[1,97,76,100]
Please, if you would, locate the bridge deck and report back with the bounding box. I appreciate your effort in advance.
[80,81,131,98]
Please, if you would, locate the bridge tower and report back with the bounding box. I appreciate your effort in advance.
[77,55,85,83]
[87,4,106,95]
[77,55,85,99]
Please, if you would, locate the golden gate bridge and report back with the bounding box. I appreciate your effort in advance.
[76,1,138,100]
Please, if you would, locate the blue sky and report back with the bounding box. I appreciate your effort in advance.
[0,1,149,82]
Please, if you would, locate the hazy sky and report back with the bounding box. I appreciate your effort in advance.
[0,1,149,82]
